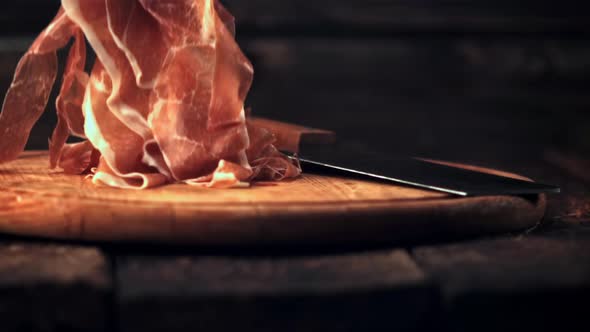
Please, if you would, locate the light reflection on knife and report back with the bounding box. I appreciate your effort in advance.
[287,149,560,197]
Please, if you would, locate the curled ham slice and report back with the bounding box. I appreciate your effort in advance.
[0,8,77,164]
[58,140,99,175]
[0,1,300,189]
[49,27,89,168]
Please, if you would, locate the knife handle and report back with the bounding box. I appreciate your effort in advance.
[248,117,336,153]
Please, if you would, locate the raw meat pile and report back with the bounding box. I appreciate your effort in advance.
[0,0,300,189]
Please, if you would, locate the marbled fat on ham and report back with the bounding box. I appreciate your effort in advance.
[0,0,300,189]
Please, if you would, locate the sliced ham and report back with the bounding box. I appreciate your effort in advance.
[0,0,300,189]
[57,140,99,175]
[49,28,89,168]
[64,0,172,188]
[246,122,301,181]
[0,8,76,164]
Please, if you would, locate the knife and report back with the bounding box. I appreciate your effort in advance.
[290,146,560,197]
[251,118,559,196]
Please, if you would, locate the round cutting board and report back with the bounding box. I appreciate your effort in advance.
[0,151,546,245]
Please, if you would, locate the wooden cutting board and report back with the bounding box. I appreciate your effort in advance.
[0,151,546,246]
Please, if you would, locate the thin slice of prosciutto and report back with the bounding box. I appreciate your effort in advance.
[0,0,300,189]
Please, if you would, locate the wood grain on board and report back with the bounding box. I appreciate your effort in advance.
[0,151,545,246]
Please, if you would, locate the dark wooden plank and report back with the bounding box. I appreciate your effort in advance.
[223,0,590,34]
[243,38,590,161]
[2,1,589,35]
[0,240,112,332]
[244,37,590,107]
[117,250,435,332]
[412,224,590,332]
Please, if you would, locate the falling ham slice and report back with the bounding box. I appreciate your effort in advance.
[0,1,300,189]
[0,8,77,164]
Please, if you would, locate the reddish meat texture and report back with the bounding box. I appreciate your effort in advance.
[0,0,300,189]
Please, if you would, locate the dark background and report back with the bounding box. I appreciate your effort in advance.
[1,0,589,168]
[1,2,590,332]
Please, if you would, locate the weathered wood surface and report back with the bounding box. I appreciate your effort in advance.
[413,228,590,332]
[0,151,546,245]
[116,250,434,332]
[0,240,112,332]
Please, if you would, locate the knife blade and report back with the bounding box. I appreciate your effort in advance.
[290,148,560,197]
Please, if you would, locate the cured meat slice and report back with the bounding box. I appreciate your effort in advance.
[63,0,171,187]
[92,156,168,190]
[246,122,301,181]
[106,0,168,89]
[1,0,300,189]
[63,0,153,137]
[83,60,168,188]
[49,28,89,168]
[137,0,210,41]
[148,44,251,181]
[82,60,144,174]
[0,8,76,164]
[185,159,252,188]
[57,140,99,175]
[144,0,254,185]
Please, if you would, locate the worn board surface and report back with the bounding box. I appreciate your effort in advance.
[0,151,545,246]
[116,250,434,332]
[0,240,112,332]
[413,226,590,332]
